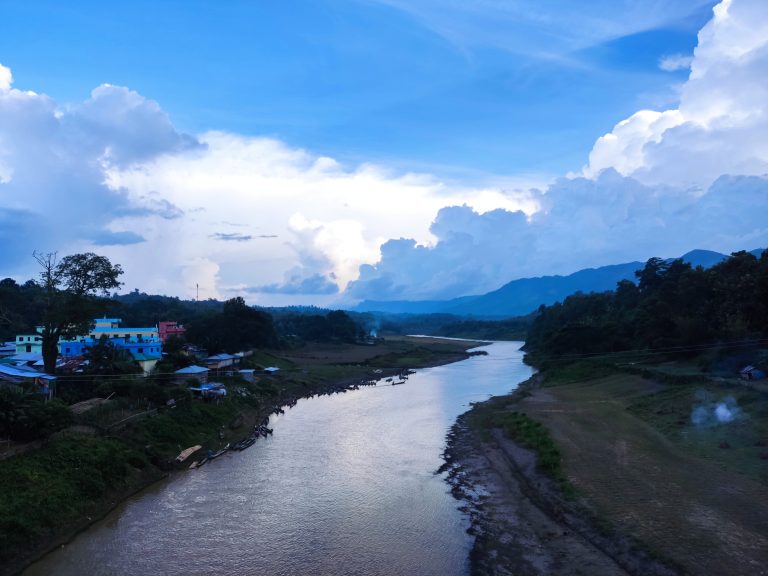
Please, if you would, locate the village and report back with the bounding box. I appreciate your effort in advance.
[0,318,282,403]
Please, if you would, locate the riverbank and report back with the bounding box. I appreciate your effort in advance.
[446,366,768,575]
[443,375,674,576]
[2,336,483,576]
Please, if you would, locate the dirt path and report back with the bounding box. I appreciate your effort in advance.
[518,374,768,575]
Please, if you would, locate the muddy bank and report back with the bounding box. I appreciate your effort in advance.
[443,376,681,576]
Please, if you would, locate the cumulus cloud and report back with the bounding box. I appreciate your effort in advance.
[584,0,768,188]
[103,131,531,301]
[347,169,768,301]
[0,63,199,273]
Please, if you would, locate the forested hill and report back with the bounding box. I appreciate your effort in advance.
[524,250,768,364]
[355,249,763,318]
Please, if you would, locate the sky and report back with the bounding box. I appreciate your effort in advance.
[1,0,767,306]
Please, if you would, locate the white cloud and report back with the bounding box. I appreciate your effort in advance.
[0,69,533,302]
[658,53,693,71]
[0,64,12,91]
[348,170,768,301]
[584,0,768,188]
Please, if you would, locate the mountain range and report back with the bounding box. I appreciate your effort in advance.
[353,249,765,319]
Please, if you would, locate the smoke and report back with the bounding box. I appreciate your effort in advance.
[690,393,742,426]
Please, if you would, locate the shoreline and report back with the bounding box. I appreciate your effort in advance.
[442,374,681,576]
[10,340,482,576]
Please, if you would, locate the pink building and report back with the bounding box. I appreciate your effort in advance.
[158,321,186,343]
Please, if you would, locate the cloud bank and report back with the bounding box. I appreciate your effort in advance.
[0,0,766,306]
[348,0,768,302]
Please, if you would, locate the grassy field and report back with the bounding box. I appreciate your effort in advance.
[514,371,768,574]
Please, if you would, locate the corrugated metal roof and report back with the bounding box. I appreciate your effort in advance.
[0,364,57,380]
[175,365,210,374]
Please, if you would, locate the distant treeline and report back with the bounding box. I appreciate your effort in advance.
[0,282,363,353]
[525,250,768,364]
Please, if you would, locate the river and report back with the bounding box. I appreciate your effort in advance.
[25,341,532,576]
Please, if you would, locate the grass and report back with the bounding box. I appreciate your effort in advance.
[467,398,574,497]
[0,434,148,564]
[627,382,768,483]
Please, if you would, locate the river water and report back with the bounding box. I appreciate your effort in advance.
[25,341,532,576]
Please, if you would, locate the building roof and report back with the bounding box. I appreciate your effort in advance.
[175,365,210,374]
[206,353,237,361]
[91,327,158,333]
[132,353,162,362]
[10,352,44,363]
[0,363,57,380]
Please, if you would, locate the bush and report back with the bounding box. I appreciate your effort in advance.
[0,389,73,441]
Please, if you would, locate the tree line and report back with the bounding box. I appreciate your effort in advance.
[0,253,367,372]
[524,250,768,363]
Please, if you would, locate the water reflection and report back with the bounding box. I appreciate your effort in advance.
[25,341,532,576]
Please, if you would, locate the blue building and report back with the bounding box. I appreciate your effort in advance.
[59,318,163,374]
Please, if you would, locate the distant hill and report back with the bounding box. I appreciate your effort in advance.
[353,248,765,319]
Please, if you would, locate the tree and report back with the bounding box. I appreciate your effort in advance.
[34,252,123,373]
[82,337,142,375]
[185,297,277,353]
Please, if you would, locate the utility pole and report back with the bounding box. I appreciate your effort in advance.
[196,283,199,302]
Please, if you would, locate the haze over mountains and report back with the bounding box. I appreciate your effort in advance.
[354,249,765,319]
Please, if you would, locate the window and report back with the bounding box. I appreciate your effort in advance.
[138,348,144,353]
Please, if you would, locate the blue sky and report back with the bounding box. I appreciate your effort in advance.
[2,0,767,305]
[0,0,713,179]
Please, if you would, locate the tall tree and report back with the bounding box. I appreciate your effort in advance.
[35,252,123,373]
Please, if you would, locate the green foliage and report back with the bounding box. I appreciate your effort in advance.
[436,317,531,340]
[185,297,278,353]
[273,309,363,344]
[0,388,72,441]
[82,337,143,375]
[33,251,124,373]
[497,412,566,482]
[469,402,573,497]
[526,251,768,364]
[0,434,140,563]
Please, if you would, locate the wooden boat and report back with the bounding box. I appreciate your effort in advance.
[175,444,202,463]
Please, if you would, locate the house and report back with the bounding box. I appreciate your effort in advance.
[740,365,766,380]
[158,321,186,343]
[238,369,256,383]
[204,353,239,370]
[58,318,163,375]
[0,363,56,400]
[174,364,210,384]
[15,334,43,355]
